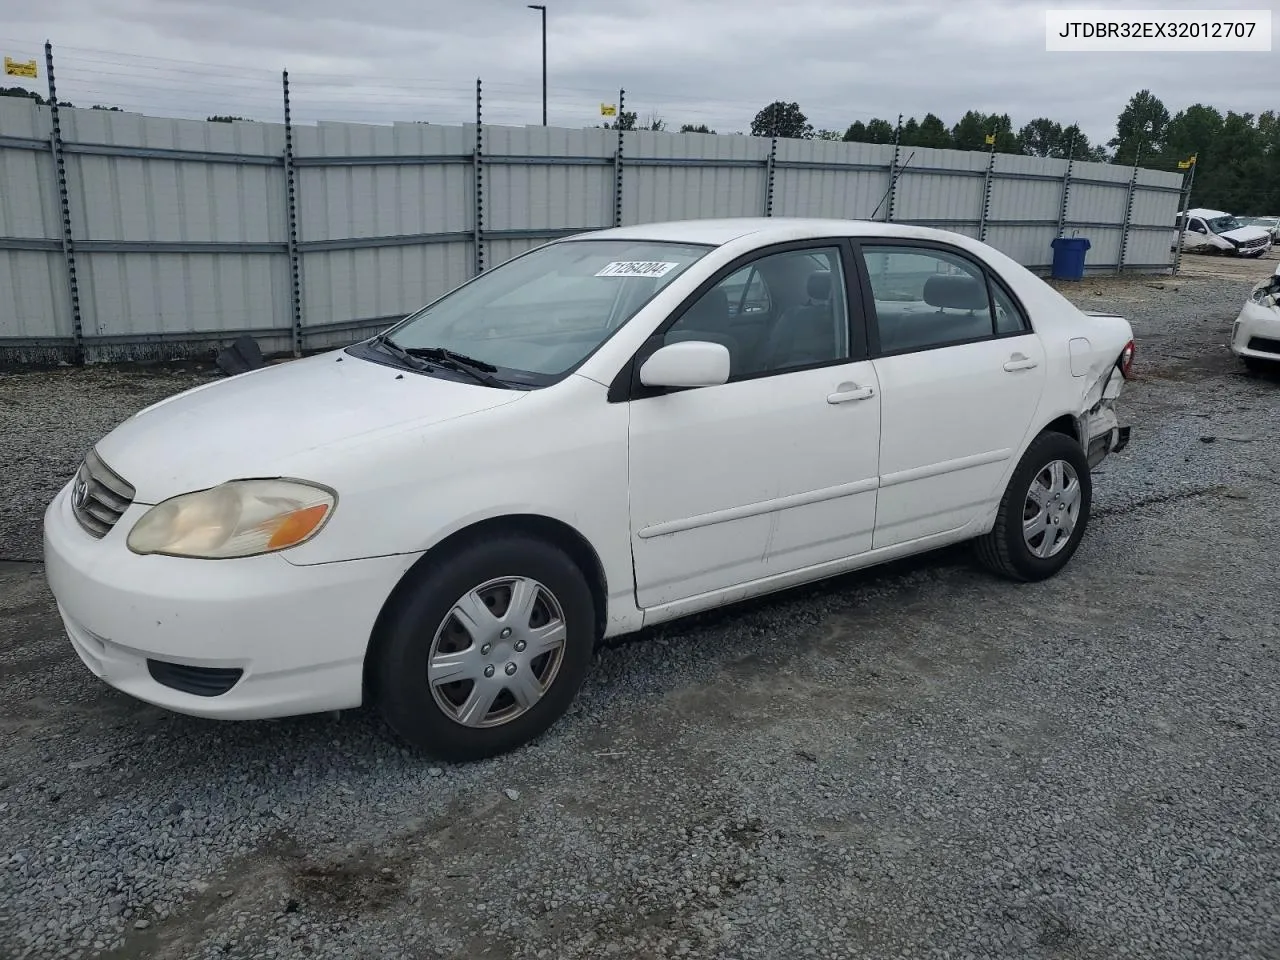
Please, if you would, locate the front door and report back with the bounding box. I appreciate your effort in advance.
[857,241,1047,549]
[1184,217,1212,251]
[627,242,882,609]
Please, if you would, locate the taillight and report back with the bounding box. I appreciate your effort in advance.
[1118,340,1135,379]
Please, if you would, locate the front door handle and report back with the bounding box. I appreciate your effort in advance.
[827,384,875,404]
[1003,355,1038,372]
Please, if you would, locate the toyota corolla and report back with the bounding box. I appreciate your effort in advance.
[44,218,1135,761]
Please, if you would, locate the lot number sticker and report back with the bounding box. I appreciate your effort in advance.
[595,261,680,278]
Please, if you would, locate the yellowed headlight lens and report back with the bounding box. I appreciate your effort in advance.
[127,480,335,558]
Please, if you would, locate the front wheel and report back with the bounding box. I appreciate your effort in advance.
[372,535,597,761]
[974,431,1093,582]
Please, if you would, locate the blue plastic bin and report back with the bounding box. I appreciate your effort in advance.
[1050,237,1091,280]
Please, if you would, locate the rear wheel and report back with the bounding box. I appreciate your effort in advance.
[974,431,1092,582]
[372,535,596,761]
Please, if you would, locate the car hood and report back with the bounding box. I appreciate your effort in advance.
[1220,226,1271,243]
[94,350,526,503]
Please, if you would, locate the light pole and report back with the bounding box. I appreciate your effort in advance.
[527,4,547,125]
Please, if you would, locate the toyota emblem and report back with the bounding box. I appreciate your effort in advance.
[72,475,89,511]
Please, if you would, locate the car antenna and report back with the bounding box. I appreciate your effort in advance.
[871,150,915,222]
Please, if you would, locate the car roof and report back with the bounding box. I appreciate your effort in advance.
[568,217,991,248]
[1186,208,1229,218]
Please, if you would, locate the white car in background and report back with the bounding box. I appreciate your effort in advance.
[43,218,1136,761]
[1240,216,1280,245]
[1231,262,1280,372]
[1178,208,1273,258]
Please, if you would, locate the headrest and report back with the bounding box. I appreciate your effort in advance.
[923,274,988,311]
[807,271,832,301]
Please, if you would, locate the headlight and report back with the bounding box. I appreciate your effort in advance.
[1251,282,1279,306]
[127,479,335,559]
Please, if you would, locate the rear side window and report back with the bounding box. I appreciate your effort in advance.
[863,245,997,354]
[990,279,1028,334]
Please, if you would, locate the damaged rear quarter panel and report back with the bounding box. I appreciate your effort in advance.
[1045,309,1132,448]
[1075,318,1131,446]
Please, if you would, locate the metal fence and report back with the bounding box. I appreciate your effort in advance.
[0,87,1186,364]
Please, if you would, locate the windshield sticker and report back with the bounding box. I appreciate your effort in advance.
[595,261,680,278]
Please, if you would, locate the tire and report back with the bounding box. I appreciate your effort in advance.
[1242,356,1272,374]
[974,431,1093,582]
[372,534,596,761]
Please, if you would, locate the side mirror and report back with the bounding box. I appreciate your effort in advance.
[638,340,731,389]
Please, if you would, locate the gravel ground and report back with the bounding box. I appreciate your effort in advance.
[2,252,1279,960]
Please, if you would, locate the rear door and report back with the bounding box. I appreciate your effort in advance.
[855,241,1047,549]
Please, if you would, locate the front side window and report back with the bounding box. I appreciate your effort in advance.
[719,265,771,317]
[661,246,850,379]
[379,239,711,384]
[862,245,1010,353]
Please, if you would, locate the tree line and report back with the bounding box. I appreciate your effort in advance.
[607,91,1277,215]
[6,84,1275,214]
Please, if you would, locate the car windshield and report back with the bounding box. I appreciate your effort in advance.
[1206,215,1244,234]
[379,239,711,382]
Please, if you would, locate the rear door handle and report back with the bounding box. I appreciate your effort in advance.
[1003,356,1038,372]
[827,385,875,404]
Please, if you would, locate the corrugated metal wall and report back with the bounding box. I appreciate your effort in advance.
[0,100,1186,362]
[774,139,896,220]
[0,100,70,349]
[292,120,475,350]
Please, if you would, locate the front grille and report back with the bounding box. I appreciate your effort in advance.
[1240,237,1269,250]
[1247,336,1280,356]
[71,449,135,539]
[146,659,243,697]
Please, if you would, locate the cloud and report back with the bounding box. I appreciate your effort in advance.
[2,0,1273,143]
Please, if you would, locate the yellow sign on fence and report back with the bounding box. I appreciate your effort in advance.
[984,134,996,145]
[600,103,617,117]
[1177,154,1197,169]
[4,56,38,79]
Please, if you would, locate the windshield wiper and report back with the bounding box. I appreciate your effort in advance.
[403,346,507,388]
[370,333,432,372]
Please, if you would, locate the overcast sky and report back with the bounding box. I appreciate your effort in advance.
[2,0,1275,144]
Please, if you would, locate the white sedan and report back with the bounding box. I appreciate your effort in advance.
[44,218,1136,761]
[1231,262,1280,371]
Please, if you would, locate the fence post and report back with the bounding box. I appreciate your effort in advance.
[473,78,485,275]
[764,105,778,217]
[281,71,303,357]
[1117,144,1141,274]
[1172,160,1195,277]
[1055,131,1076,239]
[45,42,84,365]
[978,137,997,243]
[613,88,625,227]
[885,113,903,222]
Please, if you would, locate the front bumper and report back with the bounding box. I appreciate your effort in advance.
[1230,299,1280,361]
[1232,244,1272,258]
[42,479,419,720]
